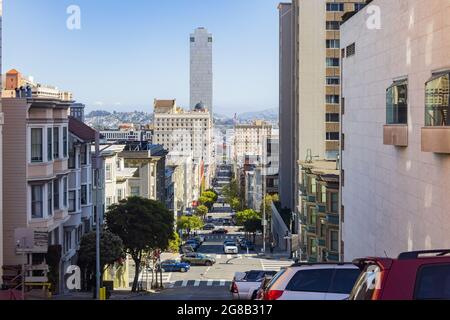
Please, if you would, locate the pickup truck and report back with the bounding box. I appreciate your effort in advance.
[230,270,278,300]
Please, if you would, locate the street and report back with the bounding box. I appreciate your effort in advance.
[134,164,293,300]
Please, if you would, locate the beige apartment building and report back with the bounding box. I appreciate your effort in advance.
[2,84,71,288]
[234,120,272,166]
[341,0,450,260]
[288,0,365,261]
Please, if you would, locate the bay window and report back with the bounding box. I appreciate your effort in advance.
[31,128,43,163]
[47,128,53,161]
[386,80,408,124]
[31,185,44,218]
[425,72,450,126]
[47,182,53,216]
[53,127,60,159]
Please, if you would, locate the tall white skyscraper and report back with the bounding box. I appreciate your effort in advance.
[190,27,213,115]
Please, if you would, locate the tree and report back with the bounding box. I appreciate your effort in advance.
[106,197,174,292]
[77,230,124,293]
[196,205,209,218]
[230,197,241,211]
[236,209,261,226]
[177,216,204,237]
[199,196,214,210]
[244,217,263,243]
[202,190,218,202]
[167,232,181,253]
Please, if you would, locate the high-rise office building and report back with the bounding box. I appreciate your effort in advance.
[190,27,213,115]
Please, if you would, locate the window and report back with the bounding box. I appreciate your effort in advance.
[309,208,317,225]
[346,43,356,57]
[330,192,339,213]
[326,58,340,67]
[63,177,68,207]
[117,188,123,201]
[53,127,60,159]
[425,72,450,126]
[81,144,87,165]
[386,80,408,125]
[326,21,340,30]
[326,77,340,85]
[47,182,53,216]
[64,231,72,253]
[54,179,59,210]
[354,3,366,11]
[330,230,339,252]
[329,269,361,294]
[326,132,340,141]
[326,95,340,104]
[81,185,87,205]
[105,164,112,181]
[414,264,450,300]
[131,187,140,197]
[69,191,76,212]
[349,265,381,300]
[326,39,340,49]
[326,113,340,122]
[47,128,53,161]
[31,185,43,218]
[326,3,344,11]
[286,269,333,292]
[208,37,213,43]
[31,128,43,163]
[69,147,76,169]
[106,197,112,207]
[63,127,68,158]
[321,185,327,203]
[190,37,195,42]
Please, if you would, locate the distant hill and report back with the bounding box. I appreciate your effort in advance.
[237,108,278,123]
[85,110,153,130]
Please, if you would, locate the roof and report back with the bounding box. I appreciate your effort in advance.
[7,69,19,75]
[299,160,340,176]
[154,99,176,108]
[69,116,97,142]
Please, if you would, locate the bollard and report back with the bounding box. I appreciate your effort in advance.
[99,287,106,300]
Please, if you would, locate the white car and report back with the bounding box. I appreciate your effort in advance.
[224,242,239,254]
[263,263,361,300]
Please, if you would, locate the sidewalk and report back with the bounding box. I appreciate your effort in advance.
[51,290,151,301]
[257,248,293,261]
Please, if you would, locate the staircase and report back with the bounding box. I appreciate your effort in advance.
[1,265,24,300]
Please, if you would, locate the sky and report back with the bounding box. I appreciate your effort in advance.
[3,0,280,116]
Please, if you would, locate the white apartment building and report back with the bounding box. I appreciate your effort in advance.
[341,0,450,260]
[234,120,272,166]
[190,27,213,114]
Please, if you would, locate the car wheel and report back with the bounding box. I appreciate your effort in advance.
[205,261,212,266]
[181,268,187,273]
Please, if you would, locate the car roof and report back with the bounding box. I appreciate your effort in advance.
[288,262,358,270]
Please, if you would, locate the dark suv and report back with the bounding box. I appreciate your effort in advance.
[349,249,450,300]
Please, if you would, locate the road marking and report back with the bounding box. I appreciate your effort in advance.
[182,280,188,287]
[260,259,294,271]
[220,280,226,286]
[194,280,200,287]
[216,255,222,259]
[207,280,213,286]
[227,255,232,259]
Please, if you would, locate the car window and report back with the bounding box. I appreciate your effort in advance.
[266,269,287,290]
[286,269,333,293]
[349,265,381,300]
[329,269,361,294]
[415,264,450,300]
[245,271,265,281]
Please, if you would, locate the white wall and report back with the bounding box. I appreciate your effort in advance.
[341,0,450,260]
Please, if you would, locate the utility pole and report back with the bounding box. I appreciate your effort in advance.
[94,131,101,300]
[261,124,267,254]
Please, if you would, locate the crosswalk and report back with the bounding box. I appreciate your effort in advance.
[165,280,232,289]
[260,259,294,271]
[129,271,172,288]
[207,253,257,260]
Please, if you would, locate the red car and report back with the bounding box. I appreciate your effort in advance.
[349,249,450,300]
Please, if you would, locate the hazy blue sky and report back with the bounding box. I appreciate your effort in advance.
[4,0,280,116]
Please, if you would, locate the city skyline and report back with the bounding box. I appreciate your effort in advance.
[3,0,280,116]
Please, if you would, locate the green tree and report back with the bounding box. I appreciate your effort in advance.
[77,230,124,293]
[236,209,261,226]
[230,197,242,211]
[196,205,209,218]
[199,196,214,210]
[106,197,174,292]
[202,191,218,202]
[167,232,182,253]
[177,216,204,237]
[244,217,263,243]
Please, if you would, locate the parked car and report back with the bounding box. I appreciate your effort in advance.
[193,235,205,244]
[179,245,195,254]
[262,263,361,300]
[158,260,190,273]
[224,242,239,254]
[240,240,255,251]
[203,223,215,231]
[213,228,228,234]
[184,240,200,251]
[230,270,278,300]
[349,249,450,300]
[236,236,246,245]
[181,253,216,266]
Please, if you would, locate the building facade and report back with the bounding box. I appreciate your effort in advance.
[234,120,272,166]
[278,2,296,212]
[190,27,213,114]
[341,0,450,260]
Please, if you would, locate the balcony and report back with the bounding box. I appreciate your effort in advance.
[316,203,326,213]
[306,225,317,234]
[421,127,450,154]
[326,214,339,226]
[326,252,339,262]
[383,125,408,147]
[318,238,326,247]
[306,195,316,203]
